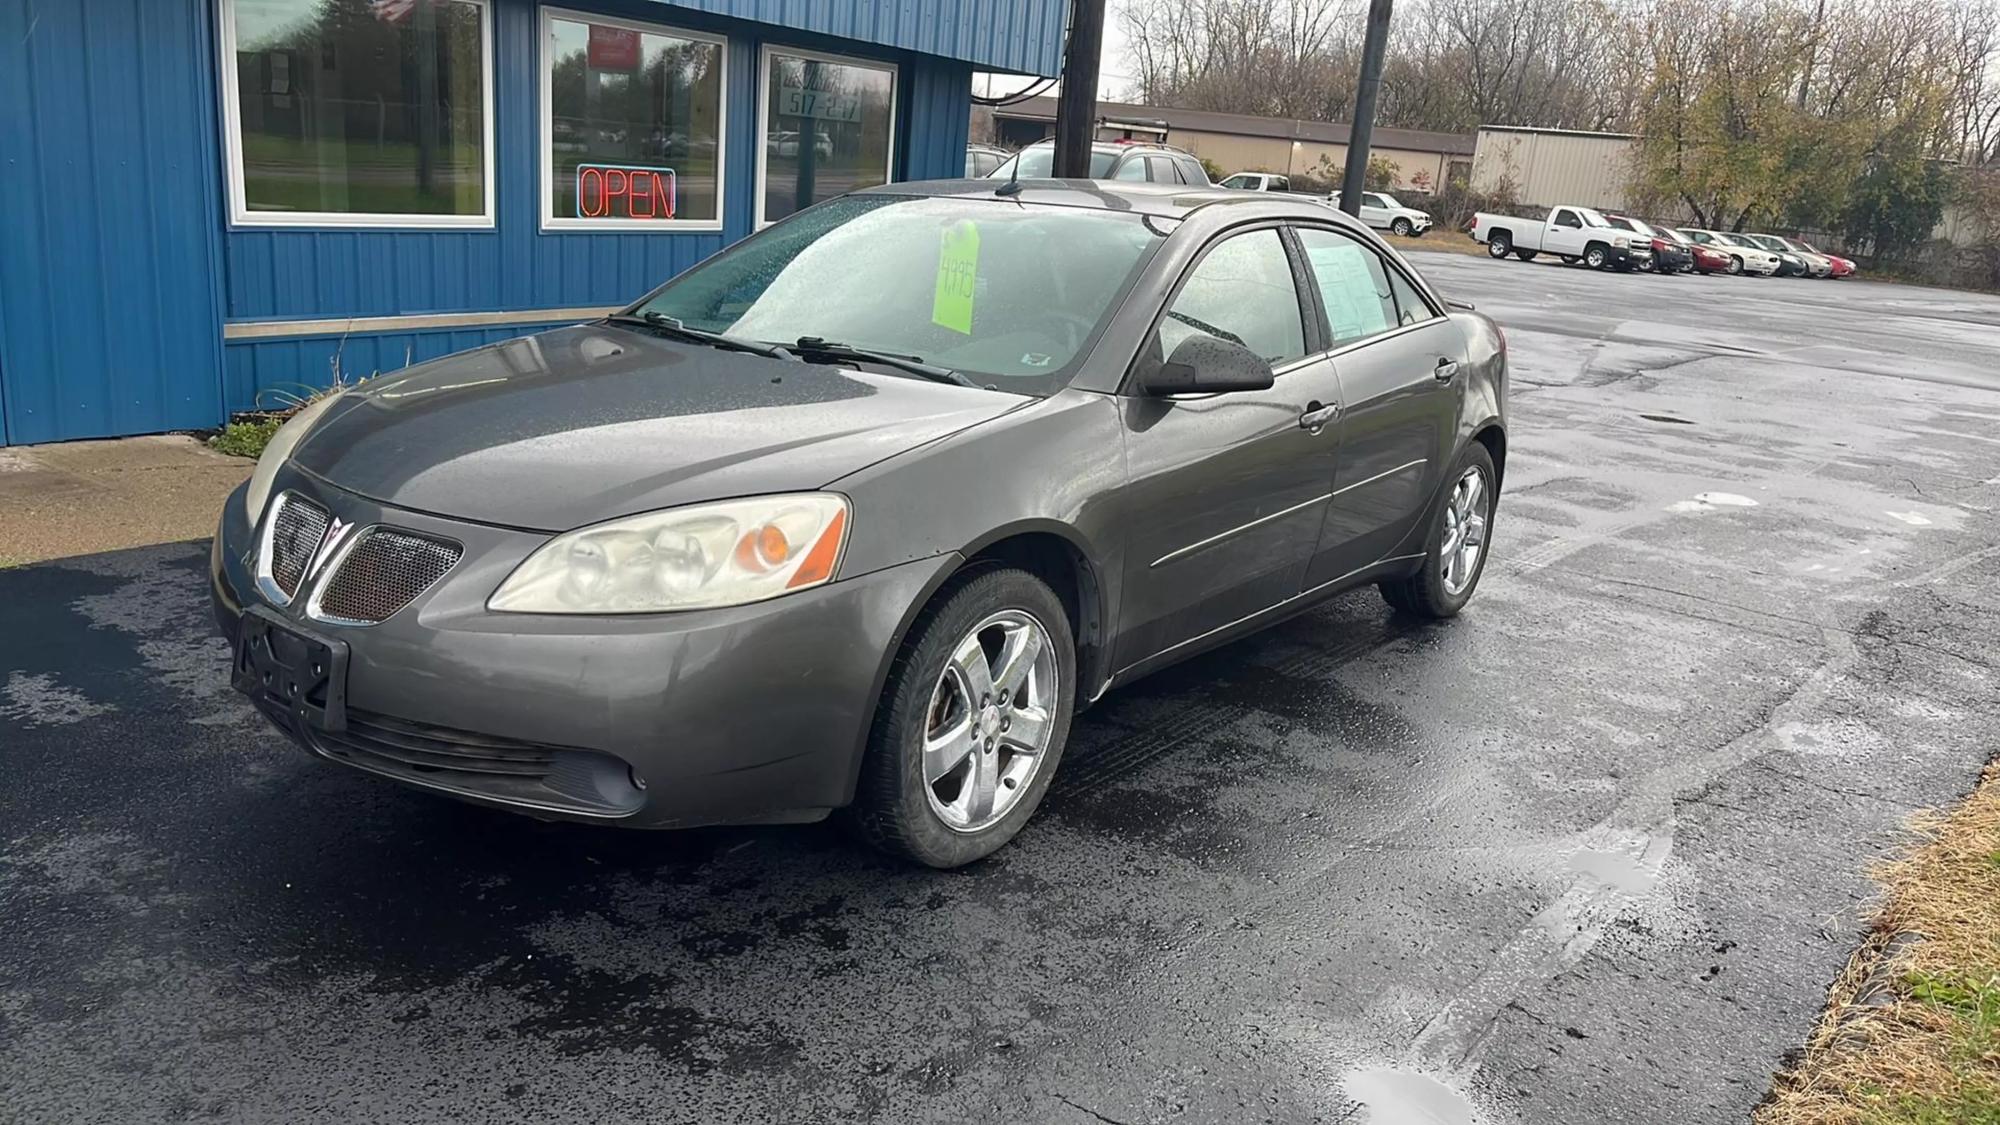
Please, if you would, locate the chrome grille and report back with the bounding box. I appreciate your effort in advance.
[266,494,331,601]
[314,530,460,624]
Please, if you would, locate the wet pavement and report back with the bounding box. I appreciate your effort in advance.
[6,256,2000,1124]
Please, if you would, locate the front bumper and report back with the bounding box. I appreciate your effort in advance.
[212,472,956,829]
[1605,245,1652,267]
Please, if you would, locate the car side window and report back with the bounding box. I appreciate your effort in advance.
[1178,157,1210,185]
[1365,193,1390,208]
[1114,157,1150,181]
[1385,267,1439,327]
[1295,227,1401,346]
[1553,210,1581,228]
[1147,156,1182,184]
[1221,173,1249,189]
[1158,229,1306,366]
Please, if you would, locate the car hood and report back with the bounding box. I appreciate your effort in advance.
[291,324,1025,531]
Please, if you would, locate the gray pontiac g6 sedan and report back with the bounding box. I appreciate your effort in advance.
[213,180,1508,867]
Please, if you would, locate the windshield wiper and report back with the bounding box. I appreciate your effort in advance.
[604,312,791,359]
[787,337,981,388]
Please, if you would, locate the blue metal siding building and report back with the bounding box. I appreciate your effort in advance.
[0,0,1066,446]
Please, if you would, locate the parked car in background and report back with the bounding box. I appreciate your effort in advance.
[1740,233,1819,278]
[1759,234,1836,278]
[964,143,1010,178]
[1798,240,1857,278]
[1677,229,1783,276]
[988,139,1211,186]
[1603,215,1693,274]
[1219,171,1294,192]
[1471,205,1653,270]
[212,181,1505,868]
[1330,191,1434,237]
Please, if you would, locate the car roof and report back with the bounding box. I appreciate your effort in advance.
[862,178,1338,220]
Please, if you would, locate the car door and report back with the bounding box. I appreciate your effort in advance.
[1544,207,1586,256]
[1361,193,1393,229]
[1291,225,1464,587]
[1114,226,1347,669]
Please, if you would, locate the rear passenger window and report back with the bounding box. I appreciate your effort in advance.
[1178,158,1210,185]
[1113,158,1150,181]
[1147,156,1183,184]
[1160,229,1306,365]
[1385,268,1438,326]
[1295,228,1400,346]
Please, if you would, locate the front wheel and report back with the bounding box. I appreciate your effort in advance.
[1726,255,1744,276]
[847,567,1076,868]
[1391,217,1415,237]
[1584,243,1609,269]
[1380,443,1497,619]
[1485,232,1513,258]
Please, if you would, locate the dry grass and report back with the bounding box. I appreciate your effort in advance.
[1389,232,1490,258]
[1758,761,2000,1125]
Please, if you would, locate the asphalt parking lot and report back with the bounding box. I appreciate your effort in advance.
[6,252,2000,1125]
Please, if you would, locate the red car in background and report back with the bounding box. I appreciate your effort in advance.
[1800,241,1857,278]
[1676,235,1734,274]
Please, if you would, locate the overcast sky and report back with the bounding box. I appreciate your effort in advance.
[973,12,1136,101]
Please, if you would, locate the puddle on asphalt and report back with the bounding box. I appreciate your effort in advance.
[1567,844,1664,896]
[1884,510,1934,526]
[1343,1068,1481,1125]
[1667,491,1759,513]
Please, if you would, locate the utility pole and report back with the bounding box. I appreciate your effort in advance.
[1054,0,1107,178]
[1338,0,1393,216]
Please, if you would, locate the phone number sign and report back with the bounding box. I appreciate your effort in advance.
[575,164,678,220]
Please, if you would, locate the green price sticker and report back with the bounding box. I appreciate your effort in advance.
[932,221,980,335]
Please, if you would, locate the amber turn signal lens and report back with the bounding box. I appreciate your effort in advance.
[787,508,846,588]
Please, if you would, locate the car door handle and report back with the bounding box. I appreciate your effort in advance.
[1299,401,1340,432]
[1433,358,1460,382]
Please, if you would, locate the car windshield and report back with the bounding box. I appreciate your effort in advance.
[1746,234,1786,252]
[989,147,1118,179]
[1576,207,1610,227]
[1777,237,1811,253]
[1617,217,1658,237]
[630,194,1164,394]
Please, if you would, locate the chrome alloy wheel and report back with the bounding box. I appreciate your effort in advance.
[1440,466,1491,596]
[923,609,1059,833]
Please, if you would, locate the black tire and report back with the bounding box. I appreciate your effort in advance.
[1513,249,1538,262]
[1584,243,1609,269]
[1379,443,1498,619]
[1391,217,1414,237]
[1726,255,1744,276]
[846,567,1077,868]
[1485,231,1513,258]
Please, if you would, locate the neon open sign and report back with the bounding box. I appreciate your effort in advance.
[575,164,678,220]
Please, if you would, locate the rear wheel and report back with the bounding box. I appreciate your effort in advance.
[1380,443,1497,619]
[847,568,1076,868]
[1513,249,1538,262]
[1485,231,1513,258]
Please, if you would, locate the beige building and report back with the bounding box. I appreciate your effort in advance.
[1470,125,1639,212]
[988,97,1475,192]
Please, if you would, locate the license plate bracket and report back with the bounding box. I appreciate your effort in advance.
[233,607,350,733]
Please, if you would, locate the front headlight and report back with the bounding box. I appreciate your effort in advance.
[489,494,850,614]
[244,393,343,527]
[1612,236,1630,248]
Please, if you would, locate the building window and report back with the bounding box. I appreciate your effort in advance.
[541,10,725,230]
[221,0,493,227]
[756,47,896,226]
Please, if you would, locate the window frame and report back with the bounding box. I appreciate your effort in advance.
[753,43,899,229]
[217,0,498,230]
[536,7,728,233]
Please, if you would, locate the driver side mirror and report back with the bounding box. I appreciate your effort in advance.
[1141,335,1275,395]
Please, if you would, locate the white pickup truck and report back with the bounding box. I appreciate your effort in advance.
[1470,205,1653,270]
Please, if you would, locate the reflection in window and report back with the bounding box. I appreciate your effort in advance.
[760,52,895,224]
[228,0,488,219]
[545,15,722,224]
[1160,230,1305,365]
